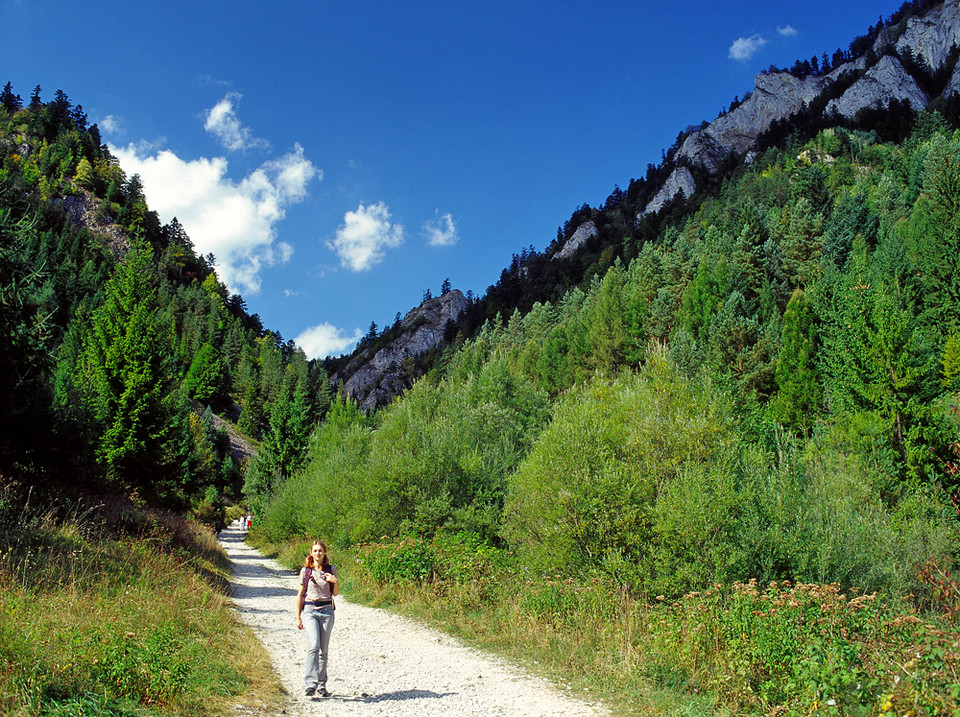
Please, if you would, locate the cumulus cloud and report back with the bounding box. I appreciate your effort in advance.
[778,25,798,37]
[327,201,404,272]
[111,142,320,295]
[204,93,271,152]
[98,114,121,135]
[294,322,363,360]
[423,211,459,247]
[729,34,767,61]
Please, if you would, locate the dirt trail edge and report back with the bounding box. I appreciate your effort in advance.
[220,522,608,717]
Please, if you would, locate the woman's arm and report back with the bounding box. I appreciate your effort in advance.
[295,580,306,629]
[327,568,340,596]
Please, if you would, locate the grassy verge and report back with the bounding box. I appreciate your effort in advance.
[0,485,285,717]
[253,531,960,717]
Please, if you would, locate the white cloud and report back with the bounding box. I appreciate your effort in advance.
[204,93,270,152]
[424,211,459,247]
[729,34,767,61]
[294,322,363,360]
[778,25,798,37]
[327,201,404,272]
[99,114,121,135]
[111,142,320,295]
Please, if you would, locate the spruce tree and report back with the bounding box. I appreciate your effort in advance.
[771,288,820,430]
[75,245,182,500]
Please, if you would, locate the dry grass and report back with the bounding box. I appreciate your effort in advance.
[0,486,286,717]
[307,536,960,717]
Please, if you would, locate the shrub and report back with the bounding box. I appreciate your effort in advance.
[502,350,740,595]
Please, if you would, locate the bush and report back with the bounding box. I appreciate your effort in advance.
[502,350,741,595]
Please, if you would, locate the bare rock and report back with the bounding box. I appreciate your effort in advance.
[641,166,696,216]
[826,55,929,118]
[554,220,597,260]
[337,290,469,412]
[893,0,960,73]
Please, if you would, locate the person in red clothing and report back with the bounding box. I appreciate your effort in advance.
[295,541,340,697]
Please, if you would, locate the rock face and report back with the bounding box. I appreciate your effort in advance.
[826,55,929,118]
[554,220,597,260]
[334,289,469,412]
[895,0,960,70]
[679,72,830,168]
[640,0,960,217]
[642,166,697,216]
[58,192,131,257]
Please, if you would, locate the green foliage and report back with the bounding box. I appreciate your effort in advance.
[907,132,960,334]
[182,342,226,405]
[0,486,252,716]
[944,332,960,390]
[0,87,326,510]
[257,351,549,545]
[8,81,960,715]
[0,206,53,470]
[771,287,820,430]
[71,244,188,500]
[502,348,740,594]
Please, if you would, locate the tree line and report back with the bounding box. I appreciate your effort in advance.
[255,106,960,600]
[0,85,330,518]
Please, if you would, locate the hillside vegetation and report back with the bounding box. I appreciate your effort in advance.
[253,17,960,716]
[0,85,319,714]
[4,1,960,714]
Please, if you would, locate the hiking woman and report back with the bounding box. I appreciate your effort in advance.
[296,540,339,697]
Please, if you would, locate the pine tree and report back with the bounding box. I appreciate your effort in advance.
[942,332,960,390]
[183,342,227,404]
[249,384,311,496]
[75,245,182,499]
[771,288,820,430]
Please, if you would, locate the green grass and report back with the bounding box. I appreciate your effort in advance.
[0,486,285,717]
[255,531,960,717]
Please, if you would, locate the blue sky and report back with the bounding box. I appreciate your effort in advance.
[4,0,888,358]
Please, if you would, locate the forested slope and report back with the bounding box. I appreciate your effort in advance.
[255,83,960,715]
[0,83,329,515]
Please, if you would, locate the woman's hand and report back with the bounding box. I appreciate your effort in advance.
[325,572,340,596]
[296,614,303,630]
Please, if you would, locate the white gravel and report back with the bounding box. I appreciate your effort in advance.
[220,522,608,717]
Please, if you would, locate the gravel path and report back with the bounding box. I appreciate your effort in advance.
[220,522,608,716]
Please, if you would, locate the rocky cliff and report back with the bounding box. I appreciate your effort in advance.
[640,0,960,216]
[554,220,597,260]
[333,289,469,412]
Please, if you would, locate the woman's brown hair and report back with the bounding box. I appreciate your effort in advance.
[303,540,332,571]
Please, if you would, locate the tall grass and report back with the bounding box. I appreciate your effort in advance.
[0,484,283,716]
[292,533,960,717]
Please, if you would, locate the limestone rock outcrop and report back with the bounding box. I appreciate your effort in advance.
[334,289,469,412]
[894,0,960,71]
[638,0,960,218]
[554,220,597,260]
[825,55,929,118]
[642,166,697,216]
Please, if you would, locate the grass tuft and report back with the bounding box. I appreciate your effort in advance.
[0,483,284,717]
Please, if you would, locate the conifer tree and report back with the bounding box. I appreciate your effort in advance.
[75,244,183,500]
[771,288,820,430]
[942,332,960,390]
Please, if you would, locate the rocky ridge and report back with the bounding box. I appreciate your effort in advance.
[334,290,469,412]
[342,2,959,411]
[637,0,960,216]
[554,219,598,259]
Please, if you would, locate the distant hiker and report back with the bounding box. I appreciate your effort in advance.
[296,540,339,698]
[246,514,252,530]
